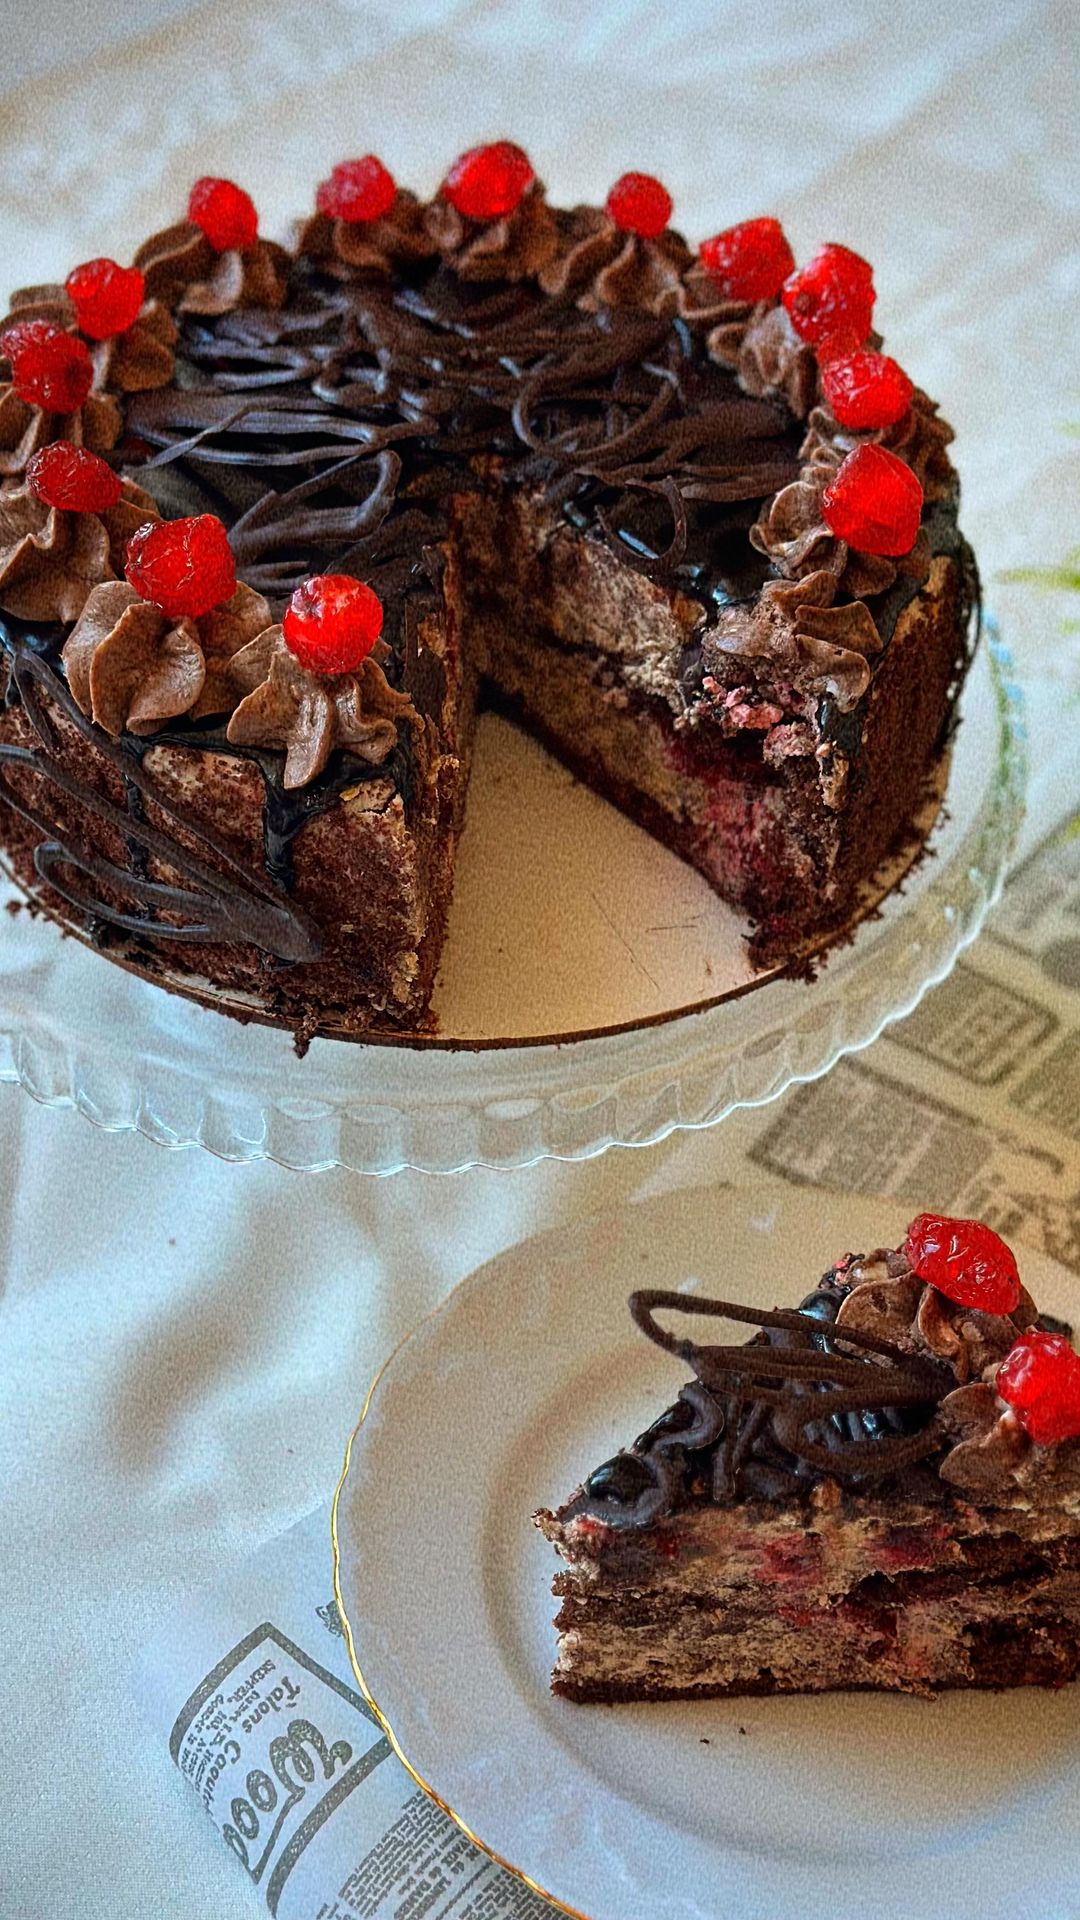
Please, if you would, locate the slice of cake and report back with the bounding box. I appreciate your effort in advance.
[0,147,978,1035]
[535,1214,1080,1700]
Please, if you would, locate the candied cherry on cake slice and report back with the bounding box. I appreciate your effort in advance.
[282,573,384,676]
[996,1330,1080,1446]
[698,217,795,301]
[315,155,398,224]
[26,441,122,513]
[0,319,93,413]
[125,514,237,620]
[441,141,534,221]
[821,444,923,557]
[820,349,914,430]
[904,1212,1022,1314]
[605,171,673,238]
[782,242,875,349]
[64,258,145,340]
[187,177,259,252]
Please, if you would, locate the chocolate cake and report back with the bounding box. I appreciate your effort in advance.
[536,1214,1080,1700]
[0,147,978,1037]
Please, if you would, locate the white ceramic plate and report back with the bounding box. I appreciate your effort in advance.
[334,1187,1080,1920]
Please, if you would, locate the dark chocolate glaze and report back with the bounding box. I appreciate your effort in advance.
[572,1276,958,1528]
[0,619,324,960]
[0,242,969,962]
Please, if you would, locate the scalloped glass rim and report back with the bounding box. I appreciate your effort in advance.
[0,622,1025,1175]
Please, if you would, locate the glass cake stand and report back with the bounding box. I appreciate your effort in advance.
[0,623,1024,1176]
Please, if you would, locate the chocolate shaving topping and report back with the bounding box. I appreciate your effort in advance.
[122,272,804,605]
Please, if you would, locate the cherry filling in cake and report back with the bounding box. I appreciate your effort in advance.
[536,1216,1080,1701]
[0,150,977,1036]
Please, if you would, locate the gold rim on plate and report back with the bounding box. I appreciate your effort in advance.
[330,1290,590,1920]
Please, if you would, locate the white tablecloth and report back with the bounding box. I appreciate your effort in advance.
[1,3,1078,1912]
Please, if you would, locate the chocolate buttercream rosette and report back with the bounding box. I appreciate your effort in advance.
[134,173,290,318]
[0,470,160,625]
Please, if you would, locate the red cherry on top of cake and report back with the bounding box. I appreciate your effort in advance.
[26,441,122,513]
[316,155,398,224]
[698,218,795,302]
[606,172,673,239]
[1,320,93,414]
[442,142,534,221]
[187,177,259,253]
[904,1212,1022,1314]
[282,574,384,675]
[821,444,923,556]
[782,242,875,350]
[125,514,237,620]
[996,1330,1080,1446]
[65,258,145,340]
[820,349,913,431]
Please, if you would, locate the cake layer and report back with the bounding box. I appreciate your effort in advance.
[546,1512,1080,1698]
[552,1611,1080,1701]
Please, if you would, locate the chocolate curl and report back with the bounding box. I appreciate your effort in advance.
[629,1288,954,1486]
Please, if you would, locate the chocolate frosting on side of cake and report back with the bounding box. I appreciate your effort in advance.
[0,621,324,960]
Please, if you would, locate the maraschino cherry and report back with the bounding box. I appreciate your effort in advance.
[820,350,913,430]
[26,442,122,513]
[698,218,794,301]
[606,172,672,239]
[316,156,398,223]
[997,1330,1080,1446]
[904,1212,1021,1314]
[821,444,923,556]
[187,178,259,252]
[442,142,534,221]
[783,243,875,351]
[1,321,94,413]
[65,259,145,340]
[282,574,384,675]
[125,514,237,620]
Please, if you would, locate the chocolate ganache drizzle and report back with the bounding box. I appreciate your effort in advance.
[572,1280,961,1528]
[0,209,970,966]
